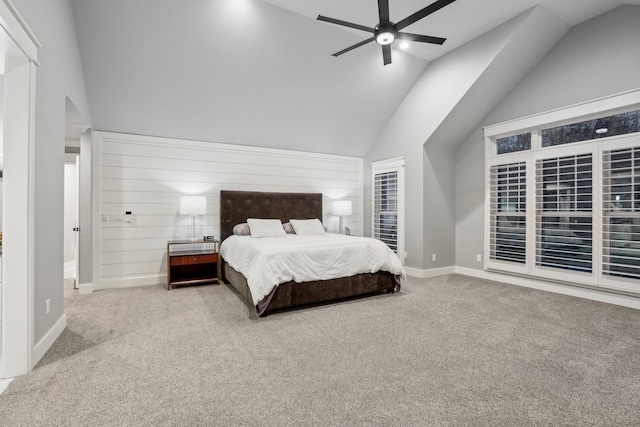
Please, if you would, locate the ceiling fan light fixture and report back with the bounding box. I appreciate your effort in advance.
[376,31,395,45]
[400,41,409,49]
[317,0,456,65]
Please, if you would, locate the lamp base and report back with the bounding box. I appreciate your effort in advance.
[191,215,198,241]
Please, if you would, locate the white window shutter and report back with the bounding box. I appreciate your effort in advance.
[372,157,405,263]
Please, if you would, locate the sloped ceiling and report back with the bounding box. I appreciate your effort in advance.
[70,0,640,157]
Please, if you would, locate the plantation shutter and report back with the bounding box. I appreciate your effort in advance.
[489,162,527,263]
[373,170,398,252]
[602,146,640,279]
[535,153,593,273]
[372,157,405,263]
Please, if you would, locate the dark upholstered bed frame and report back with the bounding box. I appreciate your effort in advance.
[219,190,399,316]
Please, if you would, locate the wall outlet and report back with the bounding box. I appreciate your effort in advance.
[45,299,50,315]
[432,253,437,262]
[476,254,482,262]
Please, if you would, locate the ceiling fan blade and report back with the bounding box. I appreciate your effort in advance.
[331,37,376,57]
[378,0,390,24]
[317,15,375,33]
[396,32,446,45]
[382,44,392,65]
[395,0,457,31]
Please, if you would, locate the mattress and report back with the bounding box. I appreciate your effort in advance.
[220,234,406,305]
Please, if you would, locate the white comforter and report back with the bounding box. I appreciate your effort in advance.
[220,234,406,305]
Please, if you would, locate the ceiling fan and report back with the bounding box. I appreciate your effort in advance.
[317,0,456,66]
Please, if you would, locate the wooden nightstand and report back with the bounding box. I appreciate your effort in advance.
[167,240,221,290]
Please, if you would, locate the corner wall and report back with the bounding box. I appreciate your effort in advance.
[455,5,640,270]
[365,6,568,271]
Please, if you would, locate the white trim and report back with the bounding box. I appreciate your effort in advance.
[1,52,37,378]
[404,266,455,279]
[77,282,93,295]
[31,314,66,368]
[96,275,164,291]
[0,0,38,379]
[455,266,640,310]
[371,156,405,171]
[0,377,14,395]
[0,0,40,63]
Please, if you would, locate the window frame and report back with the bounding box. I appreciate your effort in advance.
[529,142,599,286]
[600,134,640,293]
[484,89,640,293]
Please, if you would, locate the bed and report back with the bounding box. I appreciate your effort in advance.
[219,190,404,316]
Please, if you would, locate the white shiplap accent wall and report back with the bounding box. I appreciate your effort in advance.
[94,131,364,290]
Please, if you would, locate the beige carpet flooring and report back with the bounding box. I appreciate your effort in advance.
[1,274,639,426]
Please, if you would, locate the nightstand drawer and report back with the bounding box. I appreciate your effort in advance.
[170,253,218,266]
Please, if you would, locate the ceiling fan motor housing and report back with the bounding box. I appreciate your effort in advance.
[374,23,396,45]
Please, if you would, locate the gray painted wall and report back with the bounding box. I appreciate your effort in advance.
[364,6,568,271]
[363,10,529,269]
[11,0,92,343]
[455,5,640,270]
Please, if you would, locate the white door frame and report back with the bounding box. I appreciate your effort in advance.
[0,0,39,378]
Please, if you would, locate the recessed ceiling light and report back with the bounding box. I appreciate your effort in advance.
[595,128,608,134]
[399,41,409,49]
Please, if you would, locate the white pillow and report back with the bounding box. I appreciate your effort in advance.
[290,218,326,236]
[232,223,251,236]
[247,218,287,238]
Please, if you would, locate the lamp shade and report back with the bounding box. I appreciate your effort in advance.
[332,200,352,216]
[180,195,207,215]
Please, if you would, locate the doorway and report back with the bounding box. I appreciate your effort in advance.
[0,3,39,378]
[64,99,85,290]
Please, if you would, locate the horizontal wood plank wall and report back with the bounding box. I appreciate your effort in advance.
[95,131,363,289]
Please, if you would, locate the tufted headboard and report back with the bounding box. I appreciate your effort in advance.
[220,190,323,242]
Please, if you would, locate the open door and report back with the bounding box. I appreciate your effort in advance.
[63,156,79,288]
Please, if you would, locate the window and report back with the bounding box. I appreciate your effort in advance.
[602,147,640,281]
[484,91,640,294]
[535,154,593,273]
[542,109,640,147]
[372,157,405,264]
[489,162,526,264]
[496,132,531,155]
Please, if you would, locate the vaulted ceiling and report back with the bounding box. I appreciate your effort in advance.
[70,0,640,156]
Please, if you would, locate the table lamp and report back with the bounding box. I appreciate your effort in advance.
[180,195,207,241]
[333,200,352,234]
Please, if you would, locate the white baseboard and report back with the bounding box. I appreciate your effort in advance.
[77,282,93,294]
[455,266,640,310]
[90,267,640,310]
[32,313,67,369]
[404,265,456,279]
[0,377,14,395]
[95,274,165,291]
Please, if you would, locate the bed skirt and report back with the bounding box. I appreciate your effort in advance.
[222,260,400,317]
